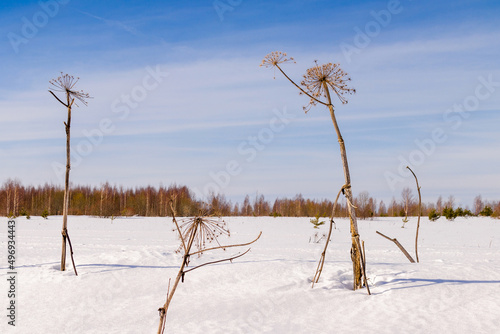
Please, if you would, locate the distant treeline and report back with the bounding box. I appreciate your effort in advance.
[1,179,499,219]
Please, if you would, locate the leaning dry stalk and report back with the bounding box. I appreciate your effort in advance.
[376,231,415,263]
[157,221,198,334]
[407,166,422,263]
[157,204,261,334]
[312,184,344,287]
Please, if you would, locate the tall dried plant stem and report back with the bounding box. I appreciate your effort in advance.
[61,94,71,271]
[407,166,421,263]
[49,74,89,275]
[49,89,77,274]
[323,82,364,291]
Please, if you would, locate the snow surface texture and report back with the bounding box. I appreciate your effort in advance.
[1,216,499,334]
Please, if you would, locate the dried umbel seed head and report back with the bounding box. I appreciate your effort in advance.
[176,215,230,255]
[301,61,355,112]
[49,72,91,106]
[260,51,295,68]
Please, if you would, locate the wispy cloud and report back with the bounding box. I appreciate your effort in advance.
[77,10,142,37]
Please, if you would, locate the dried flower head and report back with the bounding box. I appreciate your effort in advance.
[49,72,91,106]
[176,215,230,255]
[300,61,355,112]
[260,51,295,68]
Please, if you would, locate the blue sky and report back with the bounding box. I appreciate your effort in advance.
[1,0,499,208]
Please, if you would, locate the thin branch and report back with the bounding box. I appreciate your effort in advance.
[183,249,251,274]
[188,231,262,257]
[62,228,78,276]
[276,65,329,107]
[376,231,415,263]
[355,237,370,295]
[361,240,370,295]
[158,278,171,334]
[170,201,187,254]
[49,90,68,107]
[312,184,344,287]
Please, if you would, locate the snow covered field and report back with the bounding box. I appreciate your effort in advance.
[1,215,499,333]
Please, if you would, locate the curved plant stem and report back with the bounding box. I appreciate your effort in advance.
[407,166,421,263]
[189,231,262,257]
[276,65,329,107]
[184,249,251,274]
[312,184,344,287]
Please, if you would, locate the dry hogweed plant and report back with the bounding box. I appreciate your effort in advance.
[157,201,262,334]
[48,73,91,275]
[261,52,368,293]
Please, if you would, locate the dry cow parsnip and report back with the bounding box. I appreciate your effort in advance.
[261,51,368,293]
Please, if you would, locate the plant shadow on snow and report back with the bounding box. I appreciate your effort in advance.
[76,263,178,273]
[375,277,500,292]
[0,261,59,270]
[47,263,178,273]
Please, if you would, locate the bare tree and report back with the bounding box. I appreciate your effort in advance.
[473,195,484,215]
[261,51,366,291]
[401,187,414,226]
[49,73,91,274]
[378,200,387,216]
[445,195,455,209]
[356,191,372,220]
[436,195,443,213]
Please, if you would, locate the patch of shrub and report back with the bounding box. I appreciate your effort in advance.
[428,209,440,221]
[41,210,49,219]
[442,207,457,220]
[454,207,474,217]
[19,207,28,216]
[479,206,493,217]
[310,214,325,229]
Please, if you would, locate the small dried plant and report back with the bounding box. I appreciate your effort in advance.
[49,73,91,107]
[157,201,261,334]
[175,214,230,256]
